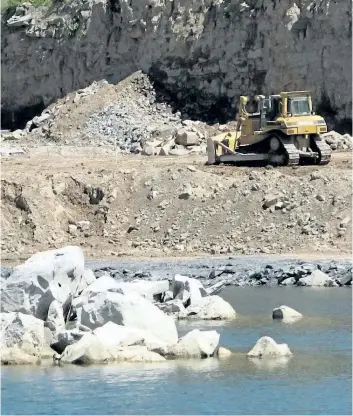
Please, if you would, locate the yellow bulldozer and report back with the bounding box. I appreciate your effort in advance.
[207,91,331,166]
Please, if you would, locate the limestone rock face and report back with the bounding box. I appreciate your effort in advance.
[2,0,350,129]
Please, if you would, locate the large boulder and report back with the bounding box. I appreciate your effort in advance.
[81,274,120,295]
[8,246,84,290]
[247,336,292,358]
[59,332,113,364]
[114,346,166,363]
[272,305,302,322]
[298,269,334,287]
[1,246,85,320]
[82,268,96,287]
[157,299,187,316]
[0,312,45,356]
[77,291,178,345]
[92,322,171,353]
[217,347,232,358]
[59,328,166,365]
[45,300,66,334]
[92,321,145,348]
[50,329,85,354]
[166,329,220,358]
[81,276,169,302]
[172,275,206,306]
[185,295,236,320]
[1,347,39,365]
[120,280,169,301]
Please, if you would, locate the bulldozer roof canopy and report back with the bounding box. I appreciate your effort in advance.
[280,91,312,97]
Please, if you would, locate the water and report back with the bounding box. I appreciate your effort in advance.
[2,287,351,415]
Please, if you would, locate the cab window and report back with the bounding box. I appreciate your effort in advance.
[288,97,310,115]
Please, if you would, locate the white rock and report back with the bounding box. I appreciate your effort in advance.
[2,129,25,141]
[1,347,39,365]
[172,275,206,305]
[280,277,295,286]
[120,280,170,300]
[185,295,236,320]
[92,321,145,348]
[92,321,169,354]
[60,331,165,364]
[272,305,303,322]
[60,332,111,364]
[0,312,44,356]
[217,347,232,358]
[9,246,84,289]
[1,246,85,319]
[158,299,186,315]
[247,336,292,358]
[163,290,174,302]
[114,346,166,362]
[298,269,334,287]
[81,274,120,295]
[50,329,85,354]
[78,291,178,345]
[82,268,96,286]
[175,289,190,305]
[167,329,220,358]
[175,129,200,146]
[82,277,169,301]
[45,300,66,333]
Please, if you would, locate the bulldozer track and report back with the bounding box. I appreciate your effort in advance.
[313,139,332,165]
[282,142,300,166]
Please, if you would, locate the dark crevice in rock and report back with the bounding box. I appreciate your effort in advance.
[1,101,46,131]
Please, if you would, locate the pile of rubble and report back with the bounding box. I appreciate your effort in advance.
[1,72,213,155]
[321,131,353,151]
[1,70,351,156]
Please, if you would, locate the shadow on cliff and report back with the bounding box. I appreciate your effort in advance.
[1,0,351,134]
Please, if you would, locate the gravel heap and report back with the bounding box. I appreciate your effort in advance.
[322,131,353,151]
[83,73,184,153]
[90,259,352,288]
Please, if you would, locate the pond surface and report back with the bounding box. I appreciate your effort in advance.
[2,287,351,415]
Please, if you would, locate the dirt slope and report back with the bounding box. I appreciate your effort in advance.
[1,150,351,262]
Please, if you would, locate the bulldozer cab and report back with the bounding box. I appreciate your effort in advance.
[240,91,313,121]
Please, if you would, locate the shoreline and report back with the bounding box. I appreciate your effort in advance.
[2,251,352,268]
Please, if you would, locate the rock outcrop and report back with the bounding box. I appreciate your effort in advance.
[0,312,45,356]
[297,269,335,287]
[272,305,303,322]
[247,336,293,358]
[1,246,85,320]
[1,0,351,131]
[165,329,220,359]
[77,290,179,345]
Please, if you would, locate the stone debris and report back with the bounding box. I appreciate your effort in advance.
[16,72,210,155]
[322,131,353,151]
